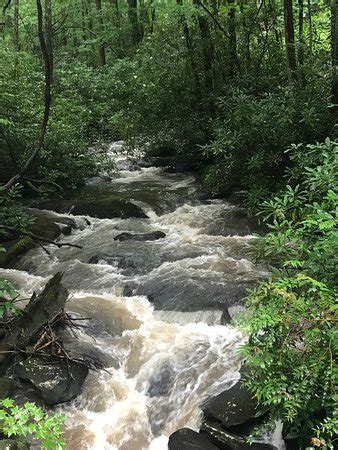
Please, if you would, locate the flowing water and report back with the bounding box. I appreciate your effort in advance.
[1,142,268,449]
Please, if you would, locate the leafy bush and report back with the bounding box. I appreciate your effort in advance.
[242,276,337,448]
[0,275,20,319]
[0,398,64,449]
[241,139,338,448]
[203,86,331,199]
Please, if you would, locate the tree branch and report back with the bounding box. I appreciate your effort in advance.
[0,225,83,250]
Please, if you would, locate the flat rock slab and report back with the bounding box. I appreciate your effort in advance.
[114,231,166,241]
[15,357,88,405]
[203,381,261,428]
[168,428,220,450]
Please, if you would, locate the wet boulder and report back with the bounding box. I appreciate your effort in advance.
[168,428,220,450]
[71,198,148,219]
[201,419,285,450]
[0,237,35,268]
[203,381,263,428]
[146,362,175,397]
[58,328,118,369]
[0,377,16,399]
[200,380,286,450]
[15,357,88,405]
[114,231,166,242]
[28,197,148,220]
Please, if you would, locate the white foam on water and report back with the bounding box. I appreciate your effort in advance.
[3,142,267,449]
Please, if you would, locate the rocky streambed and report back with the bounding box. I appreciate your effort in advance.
[0,142,285,449]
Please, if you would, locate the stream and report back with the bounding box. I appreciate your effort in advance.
[1,142,268,450]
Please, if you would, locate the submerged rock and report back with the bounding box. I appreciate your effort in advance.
[114,231,166,241]
[146,362,175,397]
[15,357,88,405]
[168,428,220,450]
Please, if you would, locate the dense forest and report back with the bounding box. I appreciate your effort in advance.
[0,0,337,449]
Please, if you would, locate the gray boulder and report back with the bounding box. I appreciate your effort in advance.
[201,419,285,450]
[15,357,88,405]
[203,381,263,428]
[168,428,220,450]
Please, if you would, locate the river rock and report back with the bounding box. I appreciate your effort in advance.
[58,328,118,369]
[114,231,166,241]
[29,197,148,219]
[146,362,175,397]
[0,237,35,268]
[201,419,285,450]
[15,357,88,405]
[0,377,16,399]
[203,381,263,428]
[168,428,220,450]
[71,198,148,219]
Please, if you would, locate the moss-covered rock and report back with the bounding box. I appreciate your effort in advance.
[0,237,35,268]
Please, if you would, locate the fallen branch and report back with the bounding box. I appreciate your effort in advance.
[0,225,82,249]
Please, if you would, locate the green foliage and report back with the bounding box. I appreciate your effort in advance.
[0,398,64,449]
[242,275,337,448]
[241,139,338,448]
[0,186,34,239]
[203,86,331,200]
[0,276,20,319]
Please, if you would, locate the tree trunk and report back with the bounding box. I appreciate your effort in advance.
[193,0,215,118]
[283,0,297,81]
[228,0,239,77]
[13,0,19,51]
[95,0,106,65]
[176,0,202,101]
[44,0,53,79]
[110,0,120,24]
[298,0,304,65]
[307,0,313,55]
[127,0,141,45]
[332,0,338,118]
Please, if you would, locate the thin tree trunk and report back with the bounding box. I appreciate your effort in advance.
[44,0,53,79]
[0,0,52,193]
[127,0,141,45]
[95,0,106,65]
[307,0,313,55]
[283,0,297,81]
[331,0,338,118]
[298,0,304,65]
[176,0,202,100]
[228,0,239,77]
[13,0,19,51]
[110,0,120,24]
[193,0,215,117]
